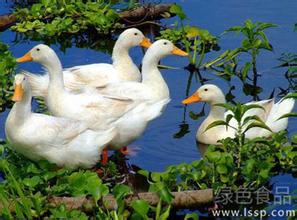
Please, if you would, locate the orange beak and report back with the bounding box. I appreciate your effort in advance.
[172,46,188,56]
[182,93,201,105]
[140,38,152,48]
[12,84,24,102]
[16,52,33,63]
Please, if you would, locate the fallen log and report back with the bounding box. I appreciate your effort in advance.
[0,14,16,31]
[0,4,173,32]
[119,4,173,23]
[50,189,213,211]
[0,189,213,212]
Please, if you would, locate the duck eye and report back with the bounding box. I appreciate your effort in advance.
[204,88,208,92]
[134,33,138,36]
[163,42,167,45]
[36,48,40,51]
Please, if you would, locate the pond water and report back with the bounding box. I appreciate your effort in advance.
[0,1,297,216]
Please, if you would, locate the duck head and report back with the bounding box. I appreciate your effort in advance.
[12,74,29,102]
[182,84,225,105]
[145,39,188,61]
[16,44,59,68]
[117,28,152,48]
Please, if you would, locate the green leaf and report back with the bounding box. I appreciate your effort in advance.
[224,26,242,33]
[184,213,199,220]
[292,135,297,144]
[242,115,264,126]
[113,184,132,200]
[150,183,174,203]
[277,112,297,120]
[204,120,229,132]
[225,114,234,130]
[243,121,272,134]
[220,175,230,183]
[169,4,186,20]
[253,39,262,48]
[243,104,266,115]
[256,22,278,31]
[245,19,254,30]
[283,93,297,100]
[131,200,149,219]
[216,164,228,174]
[241,62,251,80]
[245,159,255,175]
[159,186,174,203]
[138,170,150,178]
[259,169,270,179]
[158,205,171,220]
[23,176,41,188]
[206,151,221,163]
[185,26,200,39]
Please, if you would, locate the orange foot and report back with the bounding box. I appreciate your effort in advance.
[120,146,129,155]
[101,148,108,166]
[95,168,104,176]
[119,146,139,156]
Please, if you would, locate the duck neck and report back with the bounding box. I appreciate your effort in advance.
[12,88,32,125]
[207,97,226,120]
[45,56,65,93]
[112,41,139,81]
[141,52,169,100]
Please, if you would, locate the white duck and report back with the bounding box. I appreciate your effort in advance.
[5,74,116,169]
[16,44,139,131]
[99,39,188,150]
[182,84,295,145]
[16,44,142,164]
[23,28,151,97]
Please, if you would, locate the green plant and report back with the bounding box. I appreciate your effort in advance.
[140,131,297,195]
[12,0,121,37]
[231,20,275,82]
[205,20,277,98]
[0,41,16,112]
[159,4,219,67]
[0,143,179,219]
[205,103,272,167]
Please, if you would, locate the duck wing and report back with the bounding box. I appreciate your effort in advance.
[63,63,119,90]
[29,114,116,168]
[23,64,120,98]
[258,96,295,137]
[98,81,152,101]
[225,99,274,137]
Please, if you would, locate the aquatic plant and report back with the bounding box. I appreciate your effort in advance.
[12,0,121,37]
[0,142,177,219]
[0,41,16,112]
[140,130,297,206]
[205,20,277,98]
[159,4,219,67]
